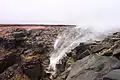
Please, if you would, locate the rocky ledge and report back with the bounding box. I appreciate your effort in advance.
[0,26,120,80]
[0,26,67,80]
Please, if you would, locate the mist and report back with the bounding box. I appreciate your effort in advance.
[0,0,120,32]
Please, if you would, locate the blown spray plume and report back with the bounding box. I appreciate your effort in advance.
[48,26,104,75]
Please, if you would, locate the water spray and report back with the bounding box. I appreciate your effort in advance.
[46,26,105,78]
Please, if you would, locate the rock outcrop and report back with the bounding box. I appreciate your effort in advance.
[0,27,66,80]
[66,55,120,80]
[54,32,120,80]
[0,26,120,80]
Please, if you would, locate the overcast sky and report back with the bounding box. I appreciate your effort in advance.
[0,0,120,30]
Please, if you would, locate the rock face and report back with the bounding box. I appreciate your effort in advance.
[22,56,44,80]
[103,69,120,80]
[0,27,66,80]
[54,31,120,80]
[66,55,120,80]
[1,26,120,80]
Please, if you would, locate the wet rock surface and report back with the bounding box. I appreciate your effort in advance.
[66,55,120,80]
[0,27,120,80]
[54,31,120,80]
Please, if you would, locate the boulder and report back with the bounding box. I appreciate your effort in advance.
[0,64,18,80]
[66,55,120,80]
[0,52,20,73]
[21,55,45,80]
[11,29,27,38]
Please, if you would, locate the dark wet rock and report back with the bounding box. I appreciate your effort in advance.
[22,57,44,80]
[0,68,14,80]
[76,49,91,60]
[54,67,71,80]
[12,31,26,38]
[113,49,120,55]
[66,55,120,80]
[113,49,120,59]
[0,37,25,49]
[65,43,92,61]
[90,42,112,53]
[103,69,120,80]
[75,43,90,54]
[113,32,120,38]
[52,56,75,79]
[0,64,18,80]
[0,52,20,74]
[56,61,66,75]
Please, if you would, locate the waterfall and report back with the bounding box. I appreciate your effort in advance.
[48,26,103,76]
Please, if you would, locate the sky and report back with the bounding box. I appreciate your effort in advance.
[0,0,120,31]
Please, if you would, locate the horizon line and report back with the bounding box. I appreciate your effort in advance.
[0,24,76,27]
